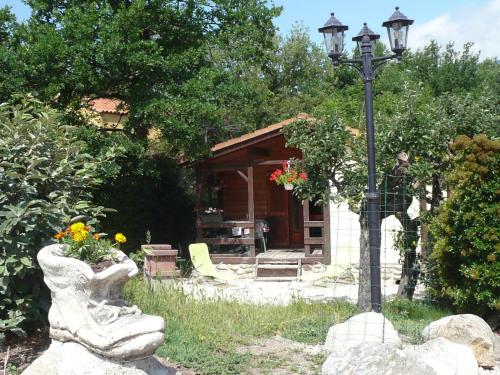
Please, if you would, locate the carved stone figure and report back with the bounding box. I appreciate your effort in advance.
[22,244,170,375]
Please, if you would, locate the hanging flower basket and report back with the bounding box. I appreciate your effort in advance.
[269,161,308,190]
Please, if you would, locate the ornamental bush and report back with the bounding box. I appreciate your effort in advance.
[0,96,117,341]
[428,134,500,317]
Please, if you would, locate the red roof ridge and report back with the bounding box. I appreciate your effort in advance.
[211,113,313,153]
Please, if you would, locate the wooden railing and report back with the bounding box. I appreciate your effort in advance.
[302,201,330,262]
[196,220,255,247]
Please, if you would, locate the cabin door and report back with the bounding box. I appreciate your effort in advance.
[267,176,290,247]
[267,175,304,248]
[288,194,304,247]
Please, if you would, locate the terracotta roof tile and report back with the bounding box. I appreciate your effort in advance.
[88,98,129,114]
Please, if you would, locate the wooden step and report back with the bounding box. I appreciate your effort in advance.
[257,264,299,270]
[257,259,300,265]
[254,276,297,282]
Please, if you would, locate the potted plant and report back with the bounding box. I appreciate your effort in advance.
[54,218,126,271]
[269,161,308,190]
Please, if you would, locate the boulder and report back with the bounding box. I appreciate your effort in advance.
[22,341,174,375]
[324,312,400,353]
[422,314,496,368]
[406,337,478,375]
[321,338,479,375]
[322,342,433,375]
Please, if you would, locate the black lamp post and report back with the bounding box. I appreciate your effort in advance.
[319,7,413,313]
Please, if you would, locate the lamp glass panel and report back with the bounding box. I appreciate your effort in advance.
[356,40,362,54]
[389,22,408,50]
[323,28,344,55]
[323,29,333,53]
[333,29,344,54]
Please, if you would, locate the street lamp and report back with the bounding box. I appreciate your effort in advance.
[319,7,413,313]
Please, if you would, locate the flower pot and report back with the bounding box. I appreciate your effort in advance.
[143,244,179,278]
[284,183,294,191]
[36,244,165,360]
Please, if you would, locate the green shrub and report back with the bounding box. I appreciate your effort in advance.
[0,96,117,341]
[428,134,500,316]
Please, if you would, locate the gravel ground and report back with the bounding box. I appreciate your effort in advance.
[179,278,426,305]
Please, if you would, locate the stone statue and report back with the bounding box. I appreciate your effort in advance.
[23,244,172,375]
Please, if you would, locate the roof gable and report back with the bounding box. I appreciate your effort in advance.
[210,113,312,156]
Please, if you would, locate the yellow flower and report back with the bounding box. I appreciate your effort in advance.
[72,229,88,242]
[115,233,126,243]
[70,222,85,233]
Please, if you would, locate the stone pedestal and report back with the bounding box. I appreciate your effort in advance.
[22,341,175,375]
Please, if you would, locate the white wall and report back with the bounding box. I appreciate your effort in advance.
[328,198,421,283]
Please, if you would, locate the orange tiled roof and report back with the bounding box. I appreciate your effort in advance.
[211,113,312,154]
[88,98,129,115]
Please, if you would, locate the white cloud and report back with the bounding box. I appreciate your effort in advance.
[405,0,500,59]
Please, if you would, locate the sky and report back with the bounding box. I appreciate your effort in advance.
[271,0,500,59]
[2,0,499,59]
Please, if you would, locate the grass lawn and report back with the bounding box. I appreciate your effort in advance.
[124,277,451,375]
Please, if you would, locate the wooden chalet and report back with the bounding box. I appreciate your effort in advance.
[194,114,331,267]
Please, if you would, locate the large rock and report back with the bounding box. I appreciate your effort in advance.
[22,340,174,375]
[322,342,433,375]
[422,314,496,368]
[407,337,479,375]
[322,338,479,375]
[324,312,400,353]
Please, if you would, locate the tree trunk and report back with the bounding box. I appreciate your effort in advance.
[396,212,420,299]
[357,204,371,311]
[430,173,442,214]
[419,197,428,261]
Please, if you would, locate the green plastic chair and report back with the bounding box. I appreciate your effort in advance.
[188,243,239,282]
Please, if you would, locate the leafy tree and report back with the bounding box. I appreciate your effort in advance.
[0,96,118,340]
[428,135,499,317]
[13,0,281,158]
[0,7,26,102]
[76,126,196,253]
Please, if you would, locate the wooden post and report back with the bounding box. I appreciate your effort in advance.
[247,165,255,257]
[195,171,203,242]
[323,201,331,264]
[303,199,310,256]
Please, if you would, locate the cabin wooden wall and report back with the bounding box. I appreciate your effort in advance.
[215,135,301,221]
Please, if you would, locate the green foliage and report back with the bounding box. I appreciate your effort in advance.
[4,0,281,159]
[383,298,451,343]
[428,135,500,316]
[283,112,354,205]
[76,127,196,253]
[0,96,116,339]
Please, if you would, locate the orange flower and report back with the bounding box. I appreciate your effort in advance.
[93,233,100,240]
[54,231,66,240]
